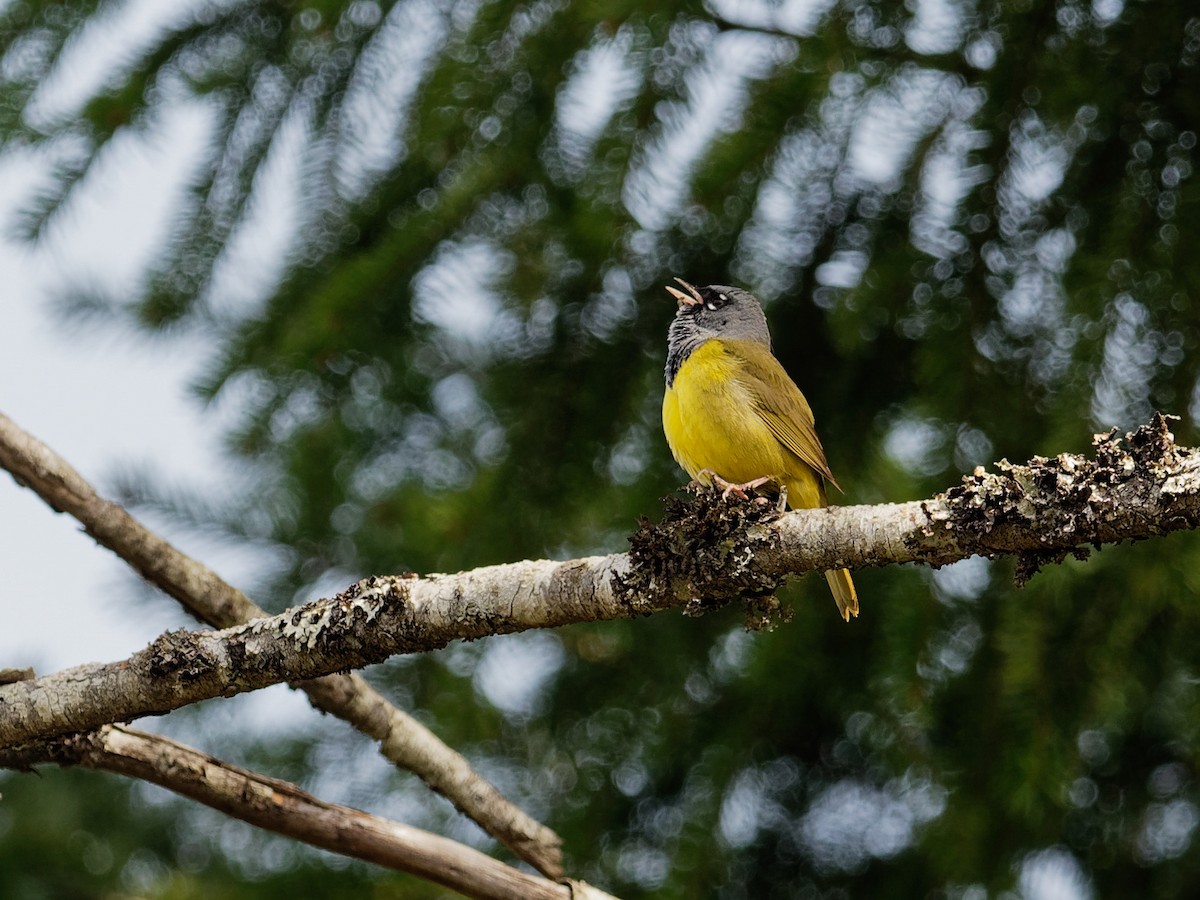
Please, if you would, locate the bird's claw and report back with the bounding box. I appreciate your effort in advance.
[698,469,772,501]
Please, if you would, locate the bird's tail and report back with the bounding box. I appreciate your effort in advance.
[825,569,859,621]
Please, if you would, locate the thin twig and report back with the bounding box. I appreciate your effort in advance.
[0,726,616,900]
[0,411,563,877]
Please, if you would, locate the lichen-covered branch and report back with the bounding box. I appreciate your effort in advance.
[763,414,1200,582]
[2,415,1198,750]
[0,411,563,877]
[0,726,616,900]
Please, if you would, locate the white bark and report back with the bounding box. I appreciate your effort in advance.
[0,411,562,876]
[3,416,1197,750]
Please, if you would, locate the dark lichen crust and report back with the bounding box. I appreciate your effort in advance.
[616,483,789,628]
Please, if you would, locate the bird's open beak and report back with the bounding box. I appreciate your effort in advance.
[665,277,702,307]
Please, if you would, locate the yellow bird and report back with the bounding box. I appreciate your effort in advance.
[661,278,859,620]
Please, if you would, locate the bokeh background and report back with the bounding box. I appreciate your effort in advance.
[3,0,1200,897]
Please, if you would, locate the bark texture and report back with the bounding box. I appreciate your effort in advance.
[0,726,615,900]
[0,411,562,876]
[2,415,1197,749]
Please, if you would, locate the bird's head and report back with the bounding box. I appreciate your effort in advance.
[665,278,772,350]
[663,279,773,386]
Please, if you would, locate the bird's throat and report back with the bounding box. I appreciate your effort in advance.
[664,321,706,388]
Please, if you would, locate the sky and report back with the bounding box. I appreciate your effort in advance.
[0,110,259,672]
[0,0,272,675]
[0,139,316,732]
[0,208,225,671]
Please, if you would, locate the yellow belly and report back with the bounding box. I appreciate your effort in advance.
[662,340,823,510]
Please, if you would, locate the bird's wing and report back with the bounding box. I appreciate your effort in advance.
[727,339,839,487]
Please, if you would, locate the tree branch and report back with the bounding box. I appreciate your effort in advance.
[0,726,616,900]
[0,411,563,877]
[3,415,1197,749]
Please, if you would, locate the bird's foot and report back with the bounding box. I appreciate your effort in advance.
[698,469,773,502]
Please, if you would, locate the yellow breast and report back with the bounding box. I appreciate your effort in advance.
[662,341,786,485]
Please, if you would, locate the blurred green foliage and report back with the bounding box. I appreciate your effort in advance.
[4,0,1200,897]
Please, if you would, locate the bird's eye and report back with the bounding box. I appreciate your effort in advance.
[705,293,728,311]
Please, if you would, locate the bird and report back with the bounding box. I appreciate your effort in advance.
[661,278,859,621]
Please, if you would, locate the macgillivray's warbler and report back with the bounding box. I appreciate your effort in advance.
[661,278,859,621]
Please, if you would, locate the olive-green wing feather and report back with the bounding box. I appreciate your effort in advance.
[726,339,839,487]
